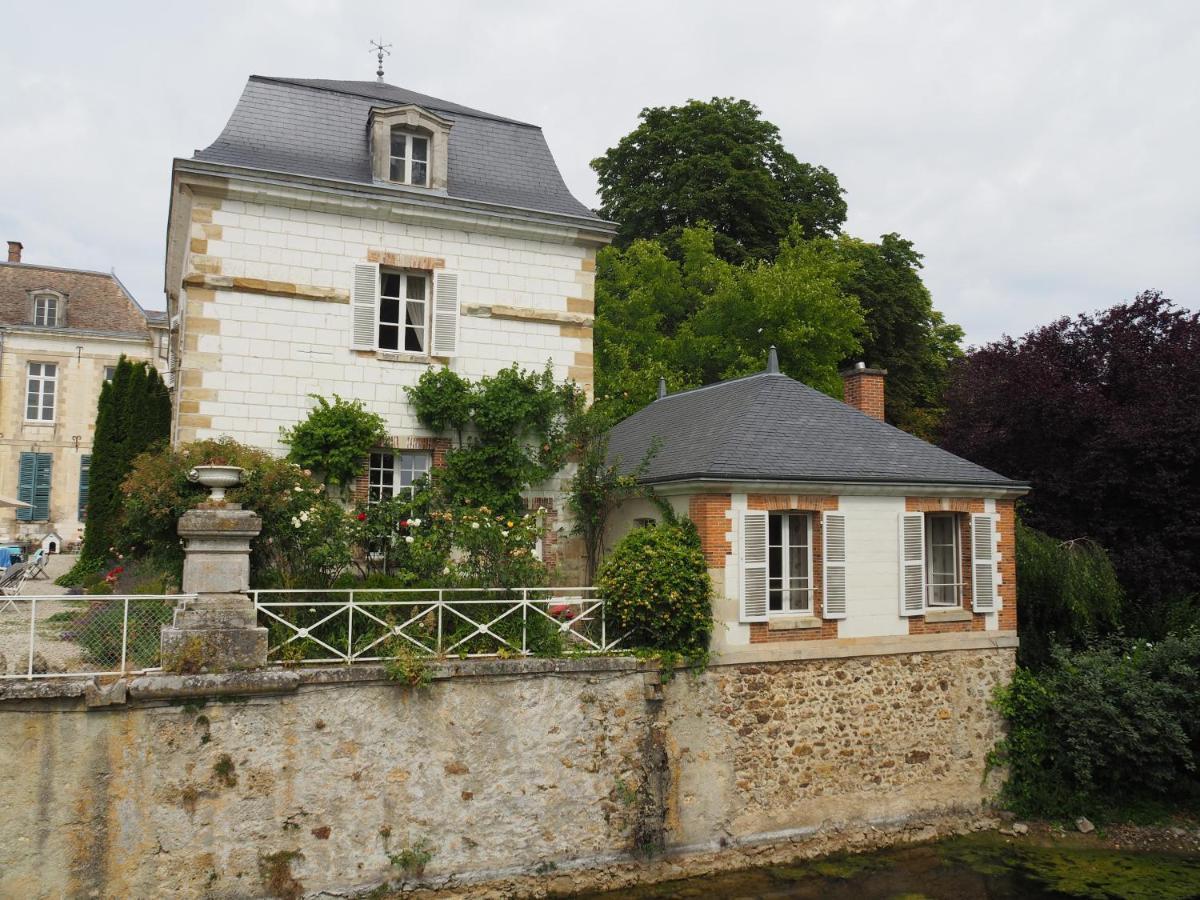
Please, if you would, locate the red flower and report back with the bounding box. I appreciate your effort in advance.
[357,513,367,521]
[400,519,409,528]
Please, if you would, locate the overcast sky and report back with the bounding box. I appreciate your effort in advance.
[1,1,1196,345]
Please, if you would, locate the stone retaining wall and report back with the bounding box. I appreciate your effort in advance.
[0,643,1014,898]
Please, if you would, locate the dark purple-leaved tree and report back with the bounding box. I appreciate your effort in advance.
[941,292,1200,635]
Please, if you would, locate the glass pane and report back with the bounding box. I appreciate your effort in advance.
[789,515,807,548]
[769,588,782,611]
[390,128,406,157]
[930,515,953,545]
[768,514,781,544]
[768,546,782,578]
[404,326,424,353]
[379,297,400,324]
[405,299,424,327]
[26,401,37,419]
[389,159,405,181]
[44,364,56,378]
[406,277,426,301]
[411,137,428,161]
[789,545,808,580]
[381,273,401,298]
[932,545,954,576]
[29,363,40,377]
[411,161,427,186]
[378,324,399,350]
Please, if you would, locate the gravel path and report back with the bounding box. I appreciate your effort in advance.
[0,554,90,676]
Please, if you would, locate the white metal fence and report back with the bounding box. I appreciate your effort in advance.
[252,587,629,664]
[0,594,192,680]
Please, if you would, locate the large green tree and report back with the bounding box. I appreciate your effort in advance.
[592,98,847,262]
[80,356,171,566]
[837,234,964,438]
[595,225,864,420]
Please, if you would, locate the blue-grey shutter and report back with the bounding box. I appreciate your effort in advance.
[18,452,52,522]
[16,452,35,522]
[78,455,91,520]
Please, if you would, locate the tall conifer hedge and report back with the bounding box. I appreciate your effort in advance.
[79,356,171,566]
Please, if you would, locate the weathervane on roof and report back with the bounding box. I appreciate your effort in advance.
[370,38,392,83]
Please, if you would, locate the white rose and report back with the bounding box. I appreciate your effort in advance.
[471,522,480,530]
[404,536,414,544]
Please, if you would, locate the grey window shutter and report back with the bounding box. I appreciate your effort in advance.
[822,512,847,619]
[971,513,998,612]
[899,512,925,616]
[431,271,460,357]
[351,263,379,350]
[739,509,769,622]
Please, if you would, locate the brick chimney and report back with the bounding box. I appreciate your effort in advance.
[6,241,22,264]
[840,362,887,421]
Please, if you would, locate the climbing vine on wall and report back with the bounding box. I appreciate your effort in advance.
[406,364,584,514]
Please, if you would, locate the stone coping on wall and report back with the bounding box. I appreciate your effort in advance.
[0,632,1017,706]
[712,630,1018,666]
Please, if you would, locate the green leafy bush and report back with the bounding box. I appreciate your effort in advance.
[119,437,353,587]
[992,632,1200,819]
[596,518,712,655]
[280,394,388,489]
[1016,521,1124,669]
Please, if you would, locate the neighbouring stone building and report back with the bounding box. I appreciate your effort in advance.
[0,241,166,546]
[163,76,614,571]
[605,352,1028,652]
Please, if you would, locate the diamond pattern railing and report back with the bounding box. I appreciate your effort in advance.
[251,587,628,665]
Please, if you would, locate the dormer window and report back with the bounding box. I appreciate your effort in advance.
[370,105,453,190]
[32,292,61,327]
[390,128,429,186]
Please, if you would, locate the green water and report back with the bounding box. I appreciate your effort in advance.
[576,834,1200,899]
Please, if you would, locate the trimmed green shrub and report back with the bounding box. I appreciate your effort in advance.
[280,395,388,491]
[992,632,1200,819]
[596,518,712,655]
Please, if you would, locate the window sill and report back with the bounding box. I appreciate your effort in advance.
[22,421,55,427]
[767,616,822,632]
[923,608,973,623]
[374,350,433,365]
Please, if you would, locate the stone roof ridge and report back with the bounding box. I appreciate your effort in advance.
[653,370,779,403]
[251,75,538,128]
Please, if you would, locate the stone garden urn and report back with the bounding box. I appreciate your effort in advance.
[187,464,244,503]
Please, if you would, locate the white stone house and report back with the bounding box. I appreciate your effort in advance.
[0,241,167,546]
[163,76,614,572]
[604,353,1030,653]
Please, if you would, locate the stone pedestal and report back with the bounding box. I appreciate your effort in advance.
[161,505,267,672]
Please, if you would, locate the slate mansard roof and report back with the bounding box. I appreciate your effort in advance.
[193,76,602,222]
[0,262,153,338]
[606,372,1023,490]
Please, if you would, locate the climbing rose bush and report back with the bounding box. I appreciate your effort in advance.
[596,519,712,654]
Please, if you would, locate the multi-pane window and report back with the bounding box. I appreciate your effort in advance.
[104,366,117,382]
[378,271,428,353]
[25,362,57,421]
[368,451,432,503]
[925,513,963,607]
[768,512,812,614]
[33,293,60,327]
[389,128,429,186]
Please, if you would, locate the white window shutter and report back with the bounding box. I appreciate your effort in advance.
[971,513,998,613]
[822,512,847,619]
[739,510,769,623]
[431,271,460,357]
[899,512,926,616]
[351,263,379,350]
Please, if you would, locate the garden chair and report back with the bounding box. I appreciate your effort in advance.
[26,549,47,580]
[0,561,29,613]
